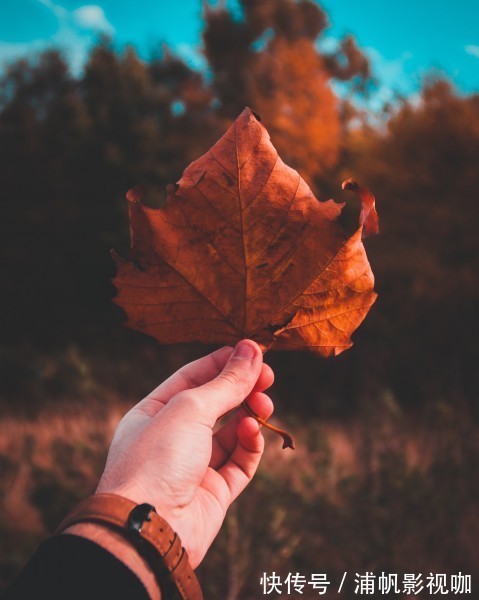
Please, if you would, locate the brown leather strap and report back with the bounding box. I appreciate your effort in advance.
[56,494,203,600]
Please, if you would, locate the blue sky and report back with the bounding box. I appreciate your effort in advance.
[1,0,478,108]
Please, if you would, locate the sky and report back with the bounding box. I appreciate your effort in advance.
[1,0,478,108]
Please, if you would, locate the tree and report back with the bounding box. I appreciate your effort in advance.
[203,0,370,184]
[343,79,479,409]
[0,44,217,353]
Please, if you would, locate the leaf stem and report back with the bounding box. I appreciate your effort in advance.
[241,401,295,450]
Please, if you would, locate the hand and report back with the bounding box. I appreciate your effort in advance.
[95,339,274,569]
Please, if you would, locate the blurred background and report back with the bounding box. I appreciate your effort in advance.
[0,0,478,597]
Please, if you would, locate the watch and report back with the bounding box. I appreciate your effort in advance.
[56,493,203,600]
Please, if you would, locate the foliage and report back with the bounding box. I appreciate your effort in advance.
[341,80,479,414]
[203,0,370,182]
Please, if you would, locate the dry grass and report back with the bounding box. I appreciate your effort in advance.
[1,400,478,598]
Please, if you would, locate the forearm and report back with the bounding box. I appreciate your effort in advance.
[55,493,204,600]
[2,532,152,600]
[64,523,161,600]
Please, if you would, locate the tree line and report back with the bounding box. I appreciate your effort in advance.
[0,0,478,417]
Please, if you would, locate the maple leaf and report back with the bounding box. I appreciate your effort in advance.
[112,107,378,447]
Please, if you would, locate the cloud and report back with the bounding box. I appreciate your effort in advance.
[317,37,416,111]
[465,45,479,59]
[175,43,207,71]
[0,1,115,75]
[317,36,339,54]
[366,47,413,88]
[73,5,115,34]
[363,47,415,109]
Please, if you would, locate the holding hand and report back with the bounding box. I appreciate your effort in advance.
[96,339,274,567]
[6,341,274,600]
[58,339,276,600]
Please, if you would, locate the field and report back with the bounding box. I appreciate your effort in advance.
[1,352,478,597]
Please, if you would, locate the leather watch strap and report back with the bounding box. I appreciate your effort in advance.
[56,493,203,600]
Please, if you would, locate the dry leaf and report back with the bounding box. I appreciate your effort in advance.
[112,107,378,447]
[113,107,377,353]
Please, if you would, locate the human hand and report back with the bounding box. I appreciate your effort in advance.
[95,339,274,569]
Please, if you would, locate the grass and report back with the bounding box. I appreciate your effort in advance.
[0,395,478,598]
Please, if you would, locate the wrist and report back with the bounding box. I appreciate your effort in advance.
[95,484,196,565]
[64,522,161,600]
[56,493,203,599]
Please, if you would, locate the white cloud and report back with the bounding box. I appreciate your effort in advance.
[364,47,414,110]
[316,36,415,111]
[37,0,66,18]
[316,35,339,54]
[366,47,412,87]
[0,1,115,75]
[175,43,207,71]
[73,5,115,34]
[465,45,479,59]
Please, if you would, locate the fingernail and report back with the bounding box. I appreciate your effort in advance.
[233,341,255,359]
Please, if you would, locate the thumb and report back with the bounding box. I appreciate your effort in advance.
[194,339,263,424]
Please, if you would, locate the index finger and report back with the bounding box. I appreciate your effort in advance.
[135,346,234,416]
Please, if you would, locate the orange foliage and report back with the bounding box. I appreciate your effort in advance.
[248,38,341,181]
